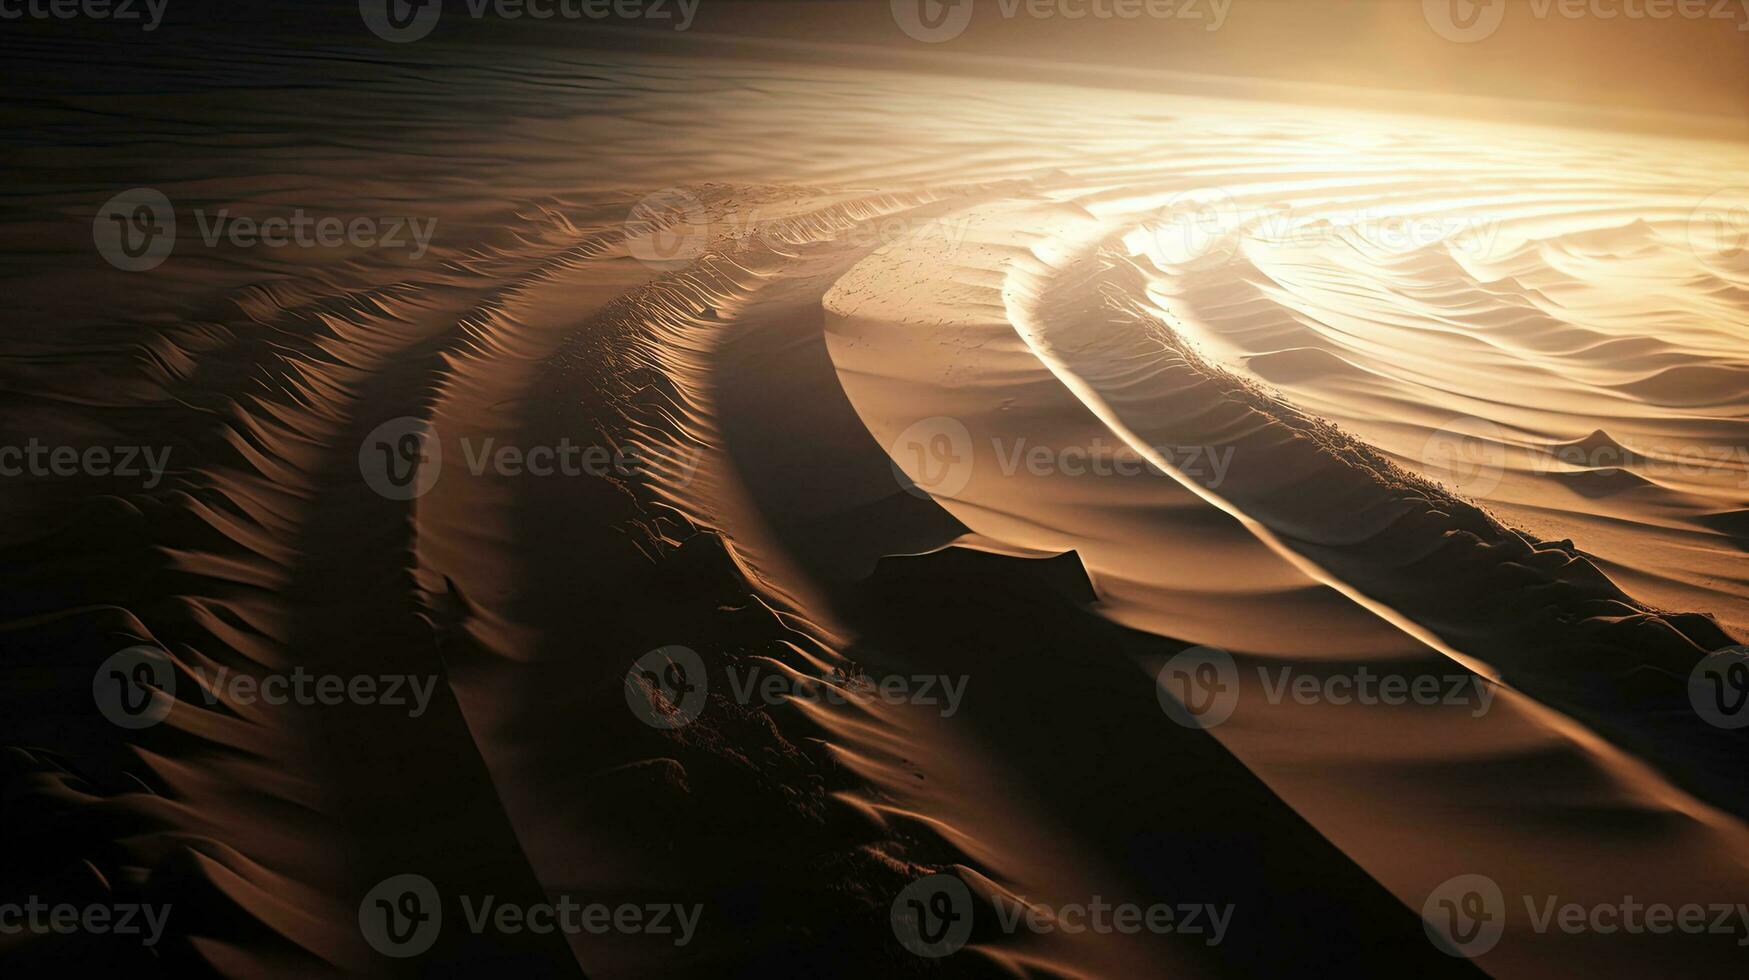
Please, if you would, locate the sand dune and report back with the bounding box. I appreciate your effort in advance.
[3,22,1747,980]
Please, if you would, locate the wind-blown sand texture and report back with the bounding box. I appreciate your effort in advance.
[4,23,1747,979]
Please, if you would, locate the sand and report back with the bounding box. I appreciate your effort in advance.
[3,15,1747,979]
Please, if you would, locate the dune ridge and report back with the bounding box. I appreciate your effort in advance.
[4,34,1747,978]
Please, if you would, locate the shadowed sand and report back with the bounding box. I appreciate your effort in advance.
[3,22,1748,979]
